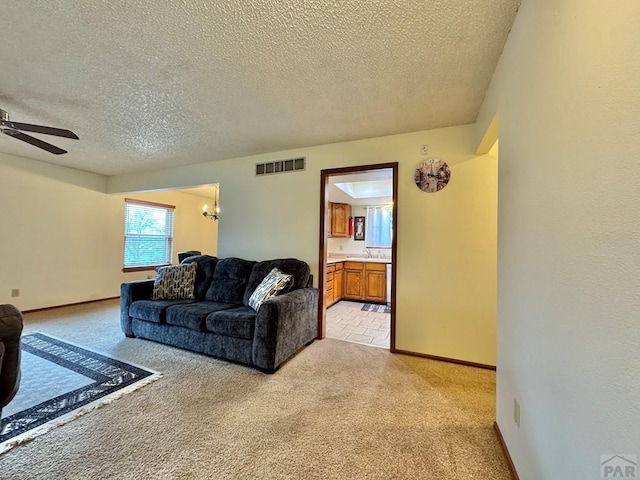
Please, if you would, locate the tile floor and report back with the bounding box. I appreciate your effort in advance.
[326,300,390,348]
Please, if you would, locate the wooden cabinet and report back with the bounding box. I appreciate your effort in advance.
[328,202,351,238]
[334,262,343,302]
[327,260,387,306]
[343,261,365,300]
[326,264,335,306]
[364,263,386,302]
[342,261,386,303]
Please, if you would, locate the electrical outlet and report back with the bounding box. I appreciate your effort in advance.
[513,398,521,427]
[11,288,20,297]
[420,144,429,155]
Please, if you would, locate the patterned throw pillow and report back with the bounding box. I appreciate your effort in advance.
[248,267,293,311]
[152,262,197,300]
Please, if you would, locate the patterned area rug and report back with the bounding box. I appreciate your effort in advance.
[361,303,391,314]
[0,333,160,454]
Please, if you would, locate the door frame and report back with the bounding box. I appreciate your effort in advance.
[317,162,398,352]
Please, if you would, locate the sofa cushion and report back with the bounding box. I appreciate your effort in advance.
[243,259,310,306]
[206,307,257,340]
[181,255,219,300]
[205,257,256,304]
[130,299,197,323]
[152,262,197,300]
[166,301,237,332]
[248,268,293,311]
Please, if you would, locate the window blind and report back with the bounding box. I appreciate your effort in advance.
[124,200,175,269]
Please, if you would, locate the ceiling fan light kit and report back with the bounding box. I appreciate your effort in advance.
[0,108,79,155]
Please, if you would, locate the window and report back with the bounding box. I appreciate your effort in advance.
[123,199,175,271]
[365,206,392,248]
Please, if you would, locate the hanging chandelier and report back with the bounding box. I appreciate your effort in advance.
[202,184,220,220]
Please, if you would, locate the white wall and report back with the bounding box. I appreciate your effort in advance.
[108,124,498,366]
[0,153,217,311]
[482,1,640,478]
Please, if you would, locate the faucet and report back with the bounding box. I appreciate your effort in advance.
[363,249,371,258]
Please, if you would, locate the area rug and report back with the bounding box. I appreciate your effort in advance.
[361,303,391,314]
[0,333,161,454]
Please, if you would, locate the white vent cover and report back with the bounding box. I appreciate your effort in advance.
[256,157,305,176]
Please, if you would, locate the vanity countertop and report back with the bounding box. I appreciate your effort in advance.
[326,257,391,265]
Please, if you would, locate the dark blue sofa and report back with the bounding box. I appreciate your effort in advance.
[120,256,318,373]
[0,304,23,418]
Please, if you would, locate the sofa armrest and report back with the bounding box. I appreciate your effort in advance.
[252,287,318,372]
[120,280,154,337]
[0,341,4,416]
[0,304,23,410]
[0,342,4,377]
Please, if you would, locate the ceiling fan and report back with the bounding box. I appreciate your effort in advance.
[0,108,78,155]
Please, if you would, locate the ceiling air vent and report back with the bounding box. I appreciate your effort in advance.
[256,157,305,176]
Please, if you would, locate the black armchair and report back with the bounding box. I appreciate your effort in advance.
[0,304,23,418]
[177,251,202,263]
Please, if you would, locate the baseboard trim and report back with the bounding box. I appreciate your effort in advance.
[494,421,520,480]
[21,297,120,314]
[393,348,496,371]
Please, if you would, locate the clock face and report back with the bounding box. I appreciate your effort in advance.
[414,158,451,193]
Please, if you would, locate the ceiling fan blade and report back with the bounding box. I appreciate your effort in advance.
[8,121,79,139]
[3,130,68,154]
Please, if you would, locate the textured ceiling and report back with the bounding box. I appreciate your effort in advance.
[0,0,519,176]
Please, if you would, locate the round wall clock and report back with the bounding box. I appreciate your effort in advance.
[414,158,451,193]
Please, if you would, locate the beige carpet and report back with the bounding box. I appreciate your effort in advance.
[0,300,512,479]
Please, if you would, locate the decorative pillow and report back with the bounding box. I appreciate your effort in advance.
[248,267,293,311]
[152,262,197,300]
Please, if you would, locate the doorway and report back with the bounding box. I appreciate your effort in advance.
[317,163,398,352]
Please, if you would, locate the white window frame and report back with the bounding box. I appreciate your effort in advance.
[123,199,175,271]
